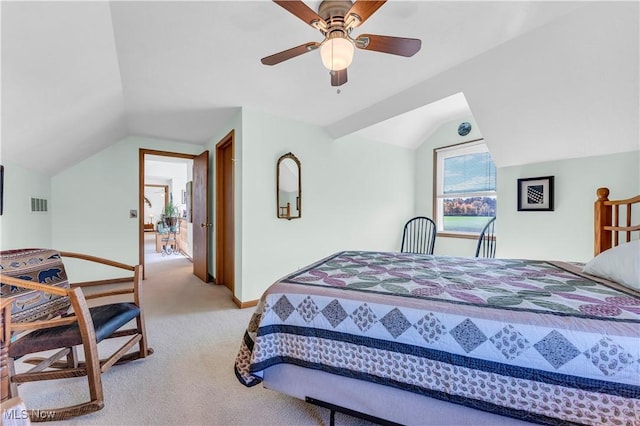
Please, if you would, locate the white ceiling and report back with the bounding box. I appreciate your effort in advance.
[355,91,471,149]
[0,1,628,175]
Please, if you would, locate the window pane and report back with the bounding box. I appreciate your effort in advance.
[434,140,498,235]
[442,196,496,233]
[444,152,496,194]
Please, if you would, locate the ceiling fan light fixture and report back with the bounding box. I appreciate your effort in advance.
[320,36,354,71]
[263,0,421,86]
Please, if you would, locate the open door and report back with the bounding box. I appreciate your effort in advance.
[192,150,210,282]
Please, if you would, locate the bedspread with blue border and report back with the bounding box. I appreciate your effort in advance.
[235,251,640,425]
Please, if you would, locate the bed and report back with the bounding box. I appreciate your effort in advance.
[235,187,640,425]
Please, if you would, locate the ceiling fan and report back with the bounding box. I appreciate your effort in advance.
[261,0,421,87]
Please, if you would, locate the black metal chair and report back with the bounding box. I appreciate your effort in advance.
[475,217,497,258]
[400,217,437,255]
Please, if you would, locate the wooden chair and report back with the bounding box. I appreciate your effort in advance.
[475,217,496,258]
[400,217,437,255]
[0,249,152,422]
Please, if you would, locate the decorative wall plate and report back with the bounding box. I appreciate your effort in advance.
[458,122,472,136]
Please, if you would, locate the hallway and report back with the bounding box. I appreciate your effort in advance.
[143,231,192,278]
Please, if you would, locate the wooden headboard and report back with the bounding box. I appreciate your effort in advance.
[594,187,640,255]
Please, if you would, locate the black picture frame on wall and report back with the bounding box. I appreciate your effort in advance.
[517,176,554,211]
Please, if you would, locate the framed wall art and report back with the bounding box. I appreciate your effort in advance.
[517,176,554,211]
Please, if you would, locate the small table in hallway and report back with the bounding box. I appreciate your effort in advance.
[155,231,178,254]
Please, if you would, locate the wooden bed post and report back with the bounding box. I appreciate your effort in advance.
[594,187,612,256]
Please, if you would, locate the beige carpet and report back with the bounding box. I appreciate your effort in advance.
[14,236,371,425]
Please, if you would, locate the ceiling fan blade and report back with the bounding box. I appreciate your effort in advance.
[261,42,320,66]
[331,68,348,87]
[355,34,421,57]
[346,1,386,27]
[273,0,326,28]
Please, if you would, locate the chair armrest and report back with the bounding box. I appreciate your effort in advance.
[59,251,135,272]
[0,275,68,297]
[4,285,98,348]
[59,253,143,307]
[0,275,89,333]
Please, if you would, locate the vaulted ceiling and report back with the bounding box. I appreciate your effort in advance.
[2,1,637,176]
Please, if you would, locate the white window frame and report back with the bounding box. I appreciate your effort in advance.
[434,139,496,237]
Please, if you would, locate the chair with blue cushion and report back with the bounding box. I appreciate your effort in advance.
[0,249,152,421]
[400,217,437,255]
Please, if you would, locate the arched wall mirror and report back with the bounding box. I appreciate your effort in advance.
[277,152,301,220]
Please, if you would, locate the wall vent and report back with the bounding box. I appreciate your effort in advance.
[30,197,48,213]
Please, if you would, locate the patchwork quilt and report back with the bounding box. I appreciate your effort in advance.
[235,251,640,425]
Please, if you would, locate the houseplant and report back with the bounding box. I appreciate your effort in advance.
[163,198,180,227]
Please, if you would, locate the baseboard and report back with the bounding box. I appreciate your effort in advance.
[232,295,258,309]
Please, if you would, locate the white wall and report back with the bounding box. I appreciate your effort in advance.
[143,185,167,226]
[237,109,415,302]
[146,161,189,216]
[498,151,640,262]
[415,117,640,261]
[146,161,187,205]
[5,116,637,298]
[51,136,203,281]
[0,161,53,249]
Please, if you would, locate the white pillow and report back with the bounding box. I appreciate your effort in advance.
[582,239,640,290]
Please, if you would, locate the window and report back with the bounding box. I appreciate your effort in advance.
[434,140,496,235]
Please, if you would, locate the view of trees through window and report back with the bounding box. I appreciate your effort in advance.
[436,142,497,234]
[442,196,496,233]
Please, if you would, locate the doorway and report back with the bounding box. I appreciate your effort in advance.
[139,149,209,281]
[215,131,235,294]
